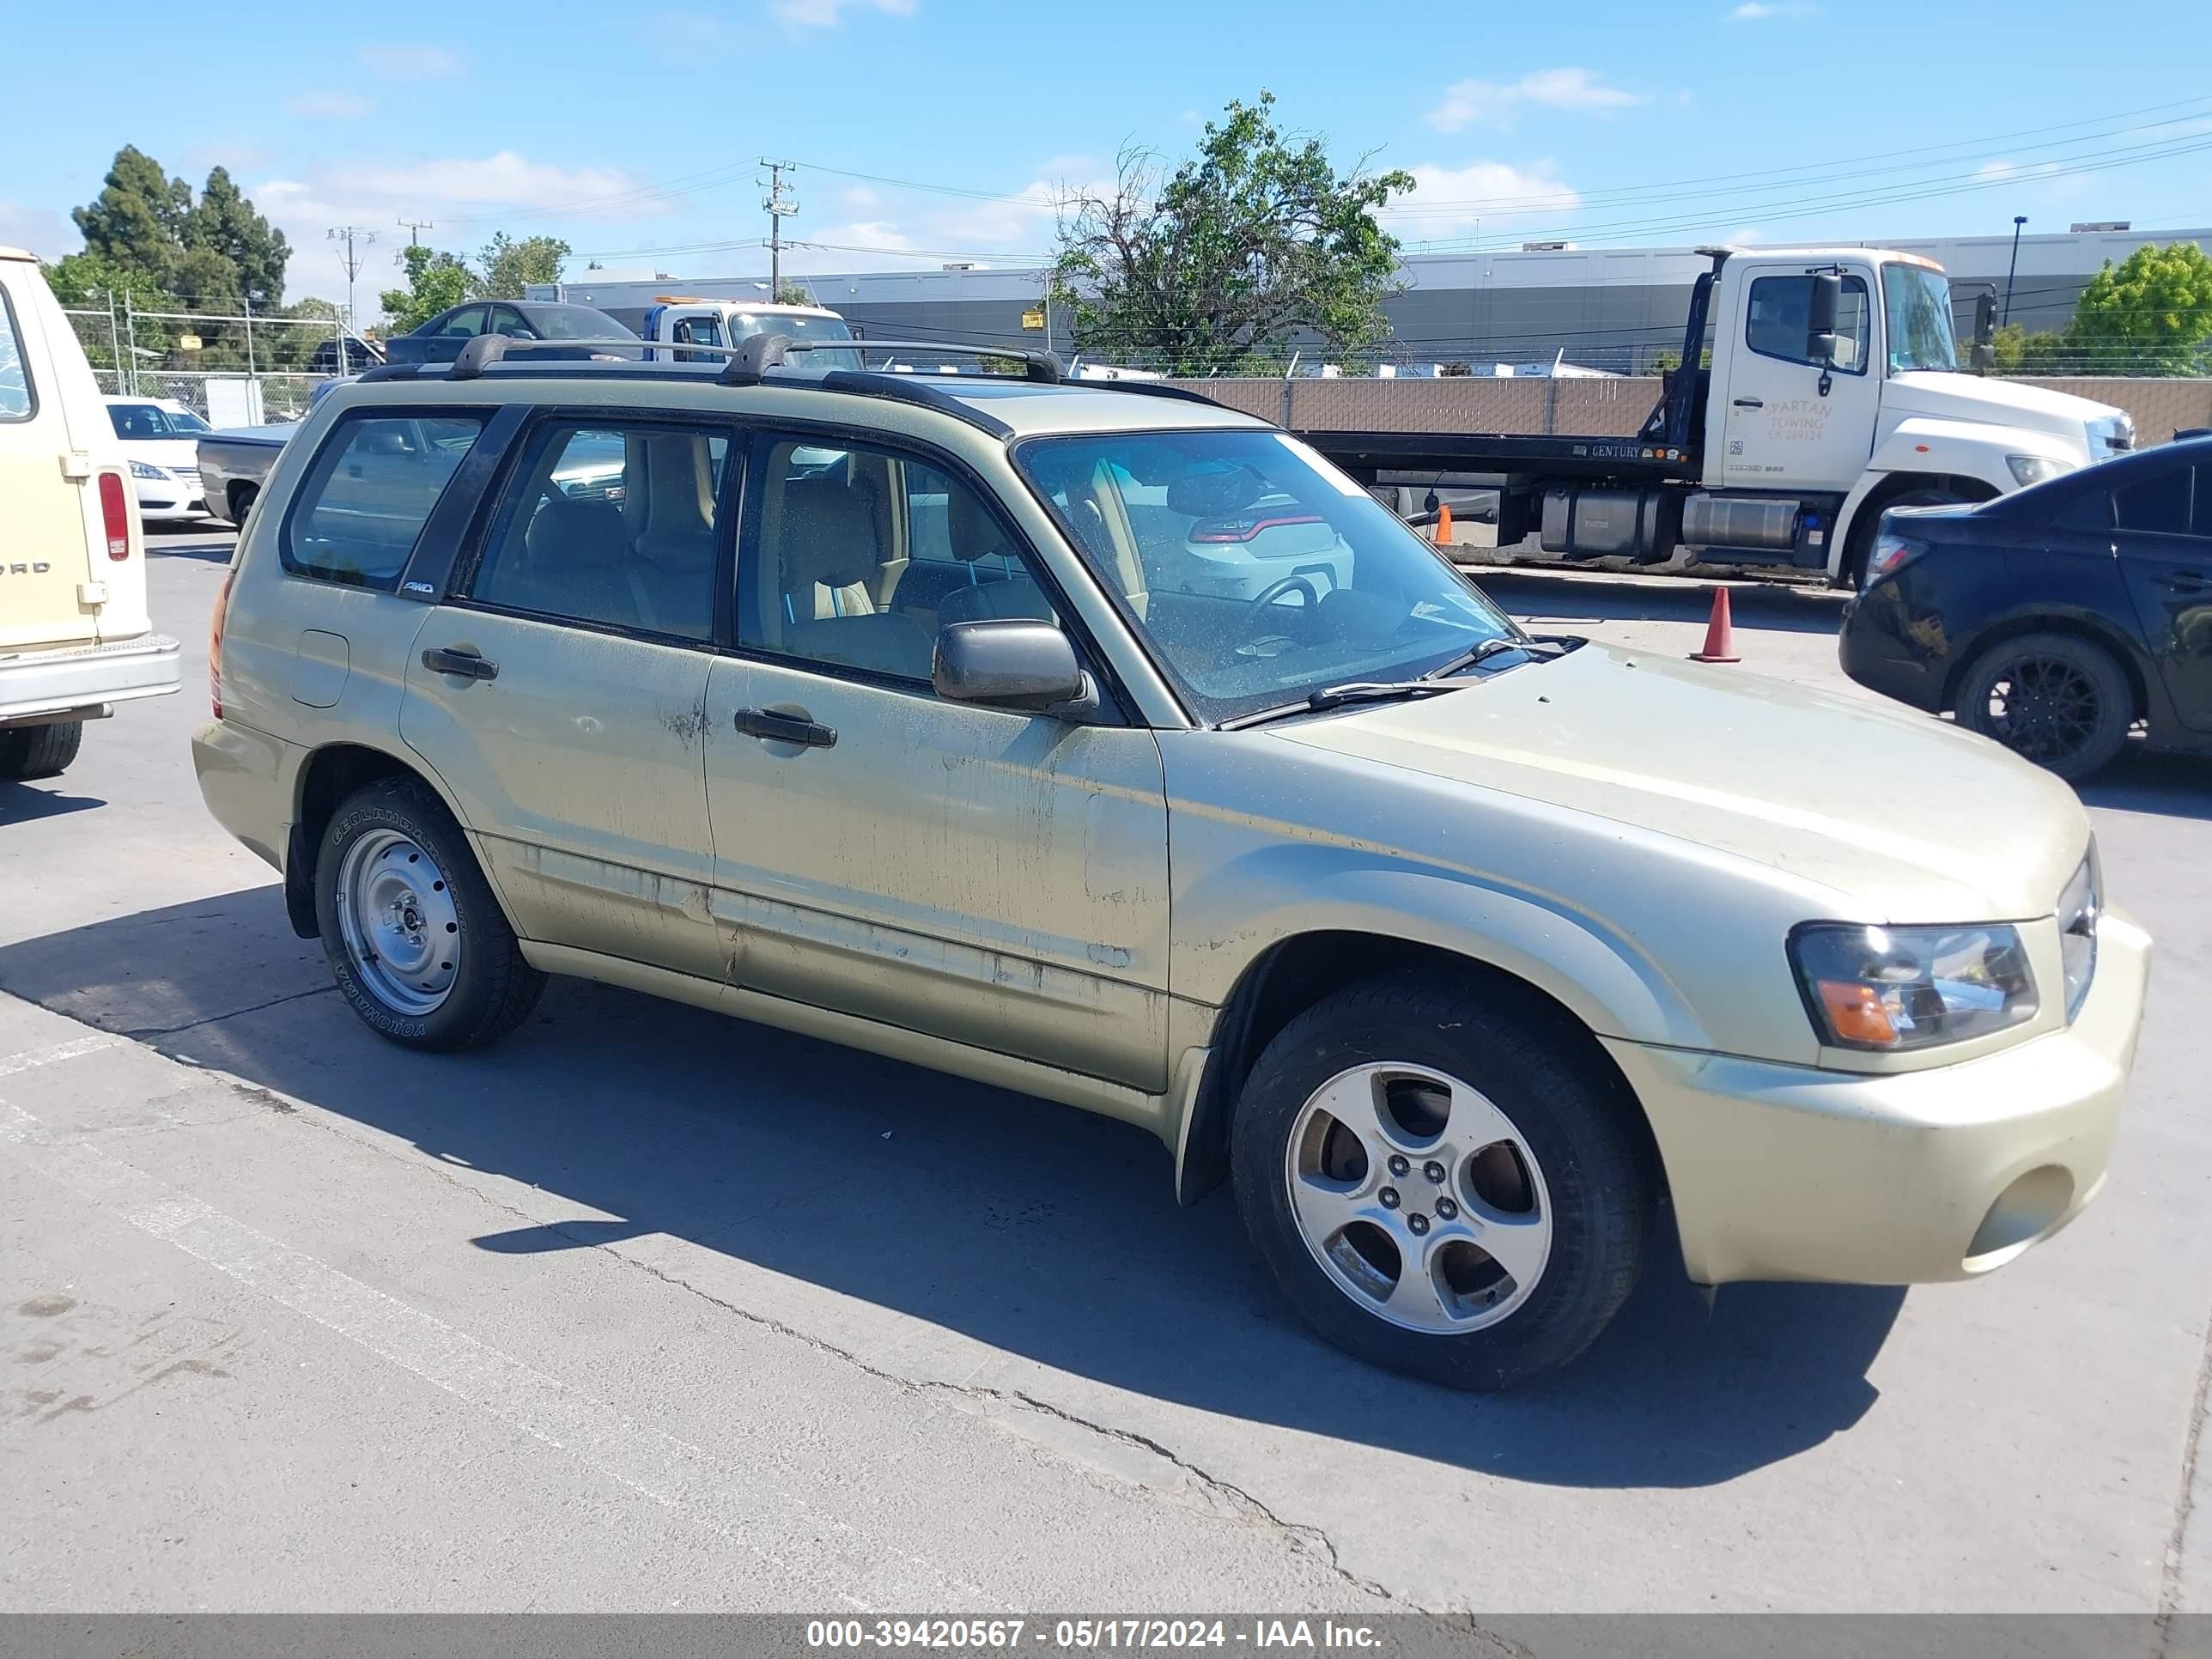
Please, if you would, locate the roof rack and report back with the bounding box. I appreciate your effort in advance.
[721,333,1060,386]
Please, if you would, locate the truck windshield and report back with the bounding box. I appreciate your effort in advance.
[1012,428,1525,725]
[729,312,862,372]
[1883,264,1959,373]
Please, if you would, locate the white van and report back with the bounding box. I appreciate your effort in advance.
[0,246,179,780]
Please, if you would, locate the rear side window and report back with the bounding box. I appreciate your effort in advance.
[283,414,485,589]
[0,288,33,422]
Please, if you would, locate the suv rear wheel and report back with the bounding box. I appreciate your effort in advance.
[0,720,84,781]
[1231,976,1656,1389]
[315,778,544,1050]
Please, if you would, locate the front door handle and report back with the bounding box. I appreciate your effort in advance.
[1732,397,1764,410]
[422,646,497,681]
[734,707,837,749]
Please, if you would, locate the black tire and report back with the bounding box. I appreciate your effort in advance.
[1841,485,1969,588]
[313,778,544,1051]
[0,720,84,781]
[1954,630,2133,781]
[1231,975,1656,1391]
[227,482,258,528]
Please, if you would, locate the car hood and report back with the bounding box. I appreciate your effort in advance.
[120,438,202,471]
[1885,371,2120,447]
[1270,641,2088,922]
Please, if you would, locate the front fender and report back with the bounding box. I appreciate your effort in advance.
[1832,416,2075,573]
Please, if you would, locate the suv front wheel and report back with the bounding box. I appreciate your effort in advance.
[315,778,545,1050]
[1231,977,1656,1389]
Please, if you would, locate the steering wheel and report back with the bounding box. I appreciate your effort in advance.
[1247,574,1322,616]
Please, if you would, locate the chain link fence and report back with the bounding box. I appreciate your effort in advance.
[61,301,348,424]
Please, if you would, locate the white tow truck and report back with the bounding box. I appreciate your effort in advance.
[1302,246,2137,586]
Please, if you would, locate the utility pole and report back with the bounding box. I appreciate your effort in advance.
[397,217,433,251]
[328,226,377,337]
[760,159,798,297]
[2002,215,2027,328]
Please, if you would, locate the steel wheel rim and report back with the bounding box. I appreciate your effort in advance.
[1283,1062,1553,1335]
[1983,654,2102,765]
[335,829,461,1017]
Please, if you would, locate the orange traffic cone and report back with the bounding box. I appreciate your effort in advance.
[1434,501,1454,545]
[1689,586,1741,663]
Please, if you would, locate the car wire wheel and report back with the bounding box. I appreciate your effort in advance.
[1283,1061,1553,1334]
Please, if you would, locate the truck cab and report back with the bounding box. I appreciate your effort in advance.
[635,299,862,369]
[1694,247,2133,579]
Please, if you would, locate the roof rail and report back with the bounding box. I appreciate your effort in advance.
[1079,380,1231,413]
[721,333,1060,386]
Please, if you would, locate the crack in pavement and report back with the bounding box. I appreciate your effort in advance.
[2158,1293,2212,1652]
[120,984,337,1040]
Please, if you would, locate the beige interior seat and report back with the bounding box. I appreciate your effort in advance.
[775,483,934,680]
[621,433,720,639]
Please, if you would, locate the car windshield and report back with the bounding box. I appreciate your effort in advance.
[1883,264,1959,373]
[530,307,627,340]
[1012,428,1523,724]
[729,311,861,372]
[163,406,211,434]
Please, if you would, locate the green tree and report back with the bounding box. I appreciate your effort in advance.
[2063,241,2212,376]
[1048,92,1414,375]
[185,167,290,307]
[70,147,193,287]
[774,283,814,307]
[1990,324,2072,374]
[380,246,474,331]
[475,232,569,299]
[40,251,179,369]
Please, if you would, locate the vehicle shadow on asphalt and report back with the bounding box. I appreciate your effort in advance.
[0,886,1902,1489]
[0,781,106,825]
[2080,747,2212,821]
[1474,568,1849,637]
[143,538,236,563]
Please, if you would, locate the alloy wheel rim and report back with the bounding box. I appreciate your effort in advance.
[1283,1062,1553,1334]
[336,829,461,1017]
[1984,655,2101,765]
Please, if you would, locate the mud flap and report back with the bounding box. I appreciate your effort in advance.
[283,822,319,939]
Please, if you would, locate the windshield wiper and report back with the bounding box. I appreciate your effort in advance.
[1218,678,1468,731]
[1419,635,1533,679]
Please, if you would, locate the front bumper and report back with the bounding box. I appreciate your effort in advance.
[1604,910,2150,1285]
[0,634,181,725]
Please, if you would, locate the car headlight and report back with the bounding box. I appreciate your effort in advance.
[1790,921,2038,1052]
[2057,853,2099,1021]
[2089,412,2134,457]
[2007,454,2069,487]
[129,459,169,480]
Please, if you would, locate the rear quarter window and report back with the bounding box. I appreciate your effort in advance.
[283,413,485,589]
[0,286,33,422]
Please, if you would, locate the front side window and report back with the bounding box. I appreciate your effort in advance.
[2113,465,2195,537]
[285,414,485,588]
[0,289,33,421]
[740,436,1059,683]
[1881,264,1960,374]
[1746,274,1871,372]
[109,403,167,440]
[489,307,538,339]
[472,422,730,641]
[1013,428,1519,725]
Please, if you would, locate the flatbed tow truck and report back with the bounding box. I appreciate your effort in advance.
[1295,246,2136,586]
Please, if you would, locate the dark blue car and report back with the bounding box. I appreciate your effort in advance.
[382,300,630,366]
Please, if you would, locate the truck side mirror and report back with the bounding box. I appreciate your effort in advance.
[1973,291,1997,347]
[1806,271,1842,366]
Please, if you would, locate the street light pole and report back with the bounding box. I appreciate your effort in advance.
[2002,216,2027,328]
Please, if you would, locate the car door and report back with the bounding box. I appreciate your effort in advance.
[399,412,736,980]
[702,430,1173,1091]
[2111,458,2212,734]
[1717,264,1880,494]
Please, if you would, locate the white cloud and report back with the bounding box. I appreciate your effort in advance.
[1426,68,1644,132]
[356,45,463,77]
[771,0,916,29]
[1727,2,1820,17]
[288,93,374,119]
[1382,161,1581,240]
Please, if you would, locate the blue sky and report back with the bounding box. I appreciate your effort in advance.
[3,0,2208,323]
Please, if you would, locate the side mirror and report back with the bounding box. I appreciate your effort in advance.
[933,620,1096,715]
[1807,271,1842,365]
[1973,291,1997,348]
[1971,342,1996,372]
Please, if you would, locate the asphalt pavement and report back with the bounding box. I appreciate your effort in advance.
[2,529,2208,1613]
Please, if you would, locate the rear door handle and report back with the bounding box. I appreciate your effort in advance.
[1732,397,1764,409]
[734,707,837,749]
[421,646,497,681]
[2156,569,2210,592]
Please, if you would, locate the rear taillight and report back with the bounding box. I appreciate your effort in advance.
[210,570,234,720]
[1864,532,1927,589]
[1189,512,1327,544]
[98,471,131,560]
